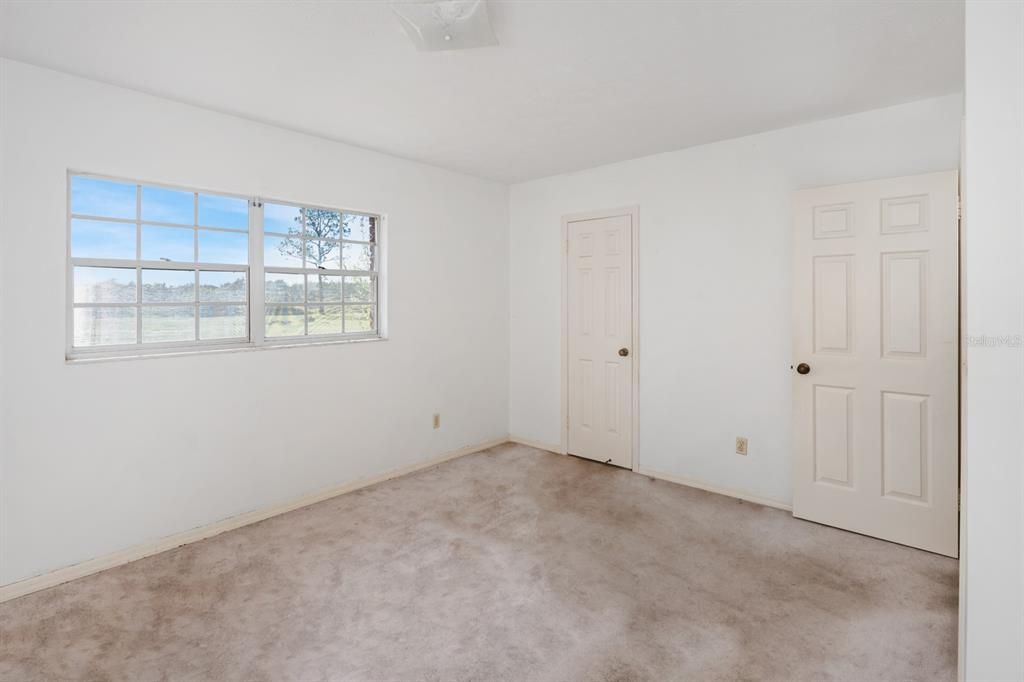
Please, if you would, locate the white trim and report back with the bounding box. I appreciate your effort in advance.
[560,205,641,470]
[66,334,386,365]
[73,215,250,234]
[509,436,791,509]
[638,467,794,512]
[0,435,507,603]
[956,120,967,682]
[250,197,265,345]
[262,266,377,277]
[73,258,248,272]
[375,214,390,339]
[508,434,563,454]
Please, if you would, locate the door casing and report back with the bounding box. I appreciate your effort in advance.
[560,205,640,471]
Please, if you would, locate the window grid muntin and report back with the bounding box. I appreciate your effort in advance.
[71,265,251,347]
[68,173,383,357]
[263,271,378,339]
[70,177,251,350]
[262,200,378,340]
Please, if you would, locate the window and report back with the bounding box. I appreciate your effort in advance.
[67,173,383,358]
[262,201,378,339]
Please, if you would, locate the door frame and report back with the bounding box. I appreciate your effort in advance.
[560,205,641,471]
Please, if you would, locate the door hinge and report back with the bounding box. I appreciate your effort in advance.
[956,196,962,221]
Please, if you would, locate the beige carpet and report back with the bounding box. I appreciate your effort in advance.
[0,443,957,681]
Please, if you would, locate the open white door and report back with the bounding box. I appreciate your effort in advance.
[792,171,959,557]
[565,210,635,469]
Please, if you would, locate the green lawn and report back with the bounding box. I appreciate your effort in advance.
[75,304,374,347]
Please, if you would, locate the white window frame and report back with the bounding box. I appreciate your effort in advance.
[66,171,387,361]
[257,196,382,346]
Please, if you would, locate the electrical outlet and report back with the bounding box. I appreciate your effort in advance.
[735,436,748,456]
[433,413,441,430]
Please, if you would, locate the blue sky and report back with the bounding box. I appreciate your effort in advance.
[72,175,248,230]
[71,176,373,268]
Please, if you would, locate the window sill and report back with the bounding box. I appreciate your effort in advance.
[65,335,387,365]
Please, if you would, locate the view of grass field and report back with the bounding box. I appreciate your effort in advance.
[260,300,375,337]
[75,302,375,346]
[74,306,247,346]
[69,175,379,349]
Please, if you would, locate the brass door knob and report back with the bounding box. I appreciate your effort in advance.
[618,348,629,357]
[796,363,810,375]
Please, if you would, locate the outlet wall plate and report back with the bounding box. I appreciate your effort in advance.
[735,437,748,456]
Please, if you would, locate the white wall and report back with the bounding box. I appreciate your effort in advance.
[962,2,1024,679]
[0,60,510,586]
[509,95,962,506]
[0,56,973,601]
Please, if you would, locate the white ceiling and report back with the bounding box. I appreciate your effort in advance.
[0,0,964,183]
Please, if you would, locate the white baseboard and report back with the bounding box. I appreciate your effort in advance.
[0,436,508,603]
[1,438,791,603]
[507,436,786,509]
[637,467,793,512]
[507,434,563,454]
[506,437,792,512]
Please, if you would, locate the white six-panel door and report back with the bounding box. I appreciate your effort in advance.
[792,171,959,557]
[566,212,634,468]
